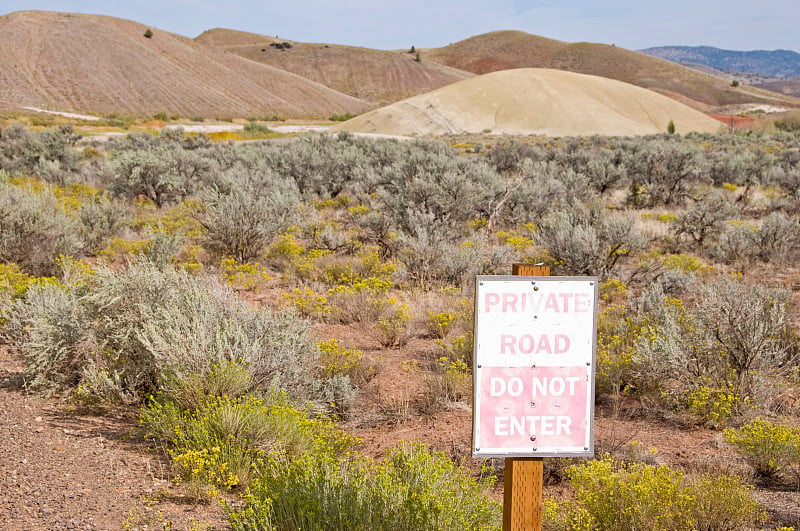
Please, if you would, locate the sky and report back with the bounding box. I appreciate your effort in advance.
[1,0,798,53]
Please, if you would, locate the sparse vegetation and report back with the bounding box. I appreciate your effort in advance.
[2,122,800,526]
[329,112,355,122]
[544,455,764,530]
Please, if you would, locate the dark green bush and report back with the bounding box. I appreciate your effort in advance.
[329,112,355,122]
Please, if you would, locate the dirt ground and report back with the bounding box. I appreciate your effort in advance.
[2,320,800,529]
[0,347,228,530]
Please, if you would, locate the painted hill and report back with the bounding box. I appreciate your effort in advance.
[0,11,370,118]
[331,68,723,137]
[753,78,800,99]
[421,31,800,112]
[195,28,474,104]
[641,46,800,79]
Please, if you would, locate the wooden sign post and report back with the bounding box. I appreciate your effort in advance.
[507,263,549,531]
[472,263,597,531]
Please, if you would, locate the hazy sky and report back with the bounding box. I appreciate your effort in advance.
[2,1,798,53]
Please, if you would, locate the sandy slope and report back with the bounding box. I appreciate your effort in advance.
[332,68,724,137]
[196,28,474,104]
[0,11,370,118]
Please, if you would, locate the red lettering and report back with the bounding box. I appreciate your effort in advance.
[500,334,572,355]
[519,334,534,354]
[502,293,518,313]
[544,293,560,311]
[485,293,500,313]
[536,334,552,354]
[555,334,570,353]
[500,334,516,354]
[575,293,589,312]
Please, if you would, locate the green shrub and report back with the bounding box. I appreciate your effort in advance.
[535,205,645,278]
[0,179,83,275]
[374,300,413,347]
[4,260,326,404]
[498,160,596,226]
[200,185,298,263]
[317,339,374,384]
[723,418,800,478]
[633,277,790,418]
[544,455,764,531]
[110,140,218,207]
[625,140,704,207]
[671,192,736,251]
[0,263,59,299]
[242,122,272,135]
[227,442,501,530]
[141,392,355,496]
[3,281,82,392]
[78,194,131,253]
[0,123,83,183]
[329,112,355,122]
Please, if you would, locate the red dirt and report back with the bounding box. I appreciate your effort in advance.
[708,114,758,129]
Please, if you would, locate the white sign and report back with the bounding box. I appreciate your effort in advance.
[472,276,598,458]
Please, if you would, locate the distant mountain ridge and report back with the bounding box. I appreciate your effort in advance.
[640,46,800,79]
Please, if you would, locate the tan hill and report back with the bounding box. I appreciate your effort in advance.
[196,28,474,104]
[754,79,800,98]
[0,11,370,118]
[421,31,800,112]
[331,68,723,137]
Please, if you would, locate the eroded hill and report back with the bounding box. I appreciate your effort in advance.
[421,30,800,112]
[332,68,723,137]
[0,11,370,118]
[196,28,474,104]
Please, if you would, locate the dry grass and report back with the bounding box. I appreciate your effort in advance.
[422,30,800,112]
[196,28,473,104]
[0,11,370,119]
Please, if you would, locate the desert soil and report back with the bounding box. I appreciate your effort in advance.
[2,319,800,529]
[0,347,228,530]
